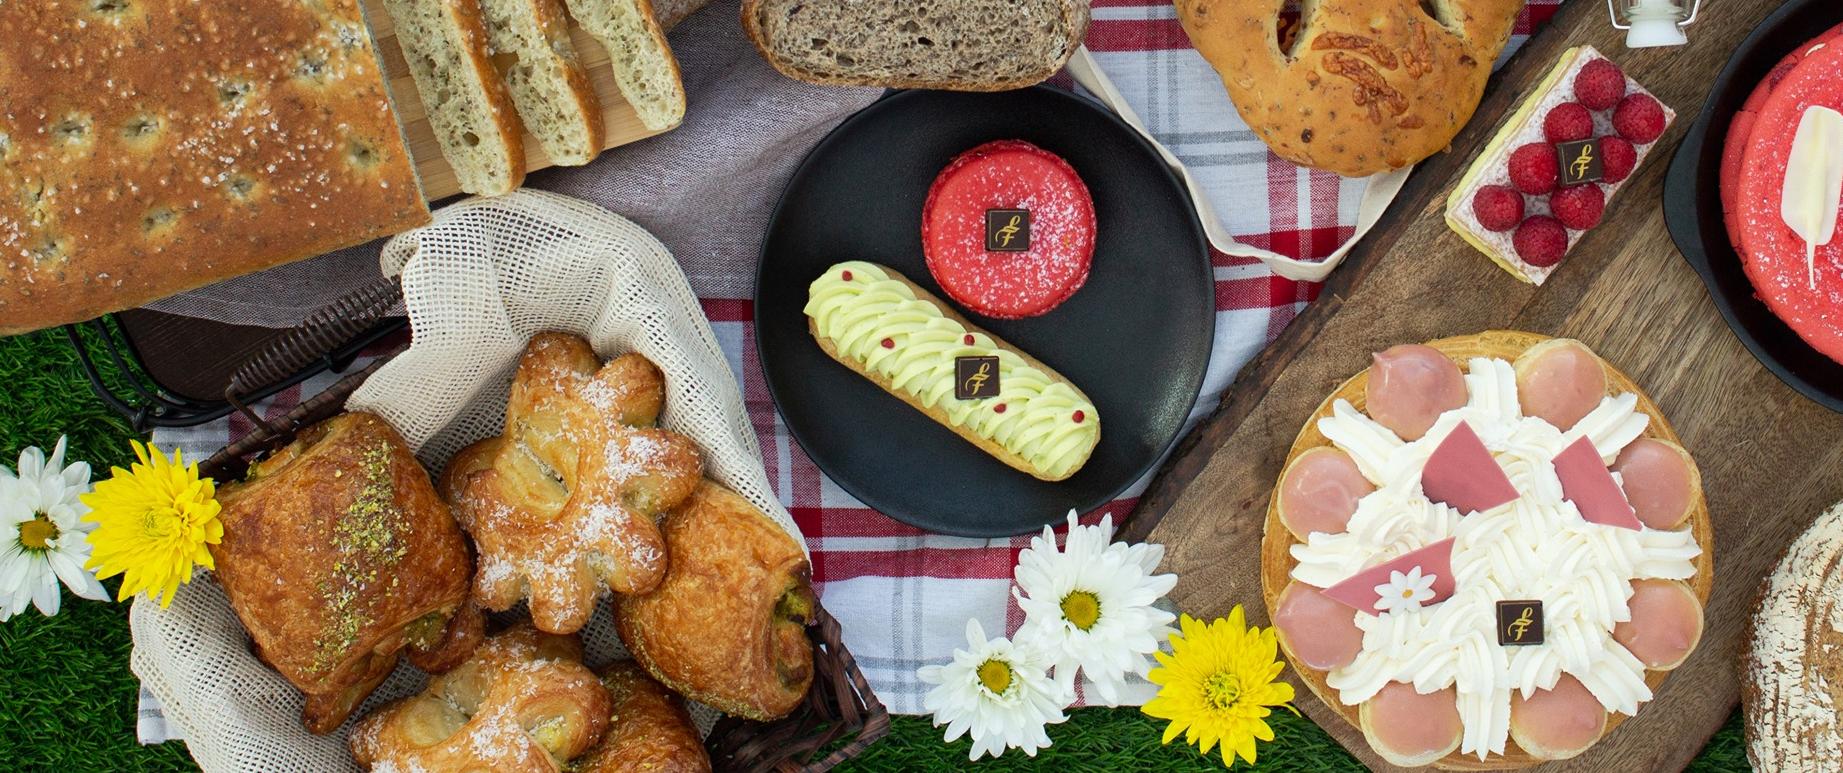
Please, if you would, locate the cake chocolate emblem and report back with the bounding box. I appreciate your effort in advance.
[1496,600,1545,646]
[984,209,1031,252]
[1555,138,1603,186]
[955,356,1000,399]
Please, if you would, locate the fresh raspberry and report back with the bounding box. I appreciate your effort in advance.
[1551,183,1607,230]
[1600,136,1637,183]
[1614,93,1667,144]
[1508,143,1559,195]
[1574,59,1627,111]
[1544,102,1595,143]
[1513,216,1569,267]
[1471,185,1524,232]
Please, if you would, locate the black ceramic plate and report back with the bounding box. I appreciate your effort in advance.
[1664,0,1843,413]
[755,87,1213,537]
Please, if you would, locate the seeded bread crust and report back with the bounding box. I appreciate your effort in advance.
[561,0,687,131]
[740,0,1090,91]
[479,0,606,166]
[0,0,430,334]
[1177,0,1523,176]
[381,0,528,195]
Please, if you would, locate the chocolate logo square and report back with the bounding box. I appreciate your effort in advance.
[985,209,1030,252]
[955,355,1000,400]
[1555,138,1603,186]
[1496,600,1544,646]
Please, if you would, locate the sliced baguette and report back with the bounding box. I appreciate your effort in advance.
[560,0,687,131]
[381,0,527,195]
[741,0,1090,91]
[478,0,605,165]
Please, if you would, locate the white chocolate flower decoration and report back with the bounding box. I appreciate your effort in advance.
[1372,566,1437,614]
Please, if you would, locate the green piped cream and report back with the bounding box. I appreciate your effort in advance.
[804,261,1098,480]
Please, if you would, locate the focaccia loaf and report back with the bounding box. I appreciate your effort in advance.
[1177,0,1523,176]
[0,0,429,334]
[804,261,1100,482]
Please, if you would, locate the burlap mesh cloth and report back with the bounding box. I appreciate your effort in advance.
[129,189,802,772]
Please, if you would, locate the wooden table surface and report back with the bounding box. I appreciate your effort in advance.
[1120,0,1843,769]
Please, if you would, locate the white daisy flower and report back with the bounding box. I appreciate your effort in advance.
[917,618,1068,760]
[1372,566,1437,614]
[1011,510,1179,705]
[0,437,106,620]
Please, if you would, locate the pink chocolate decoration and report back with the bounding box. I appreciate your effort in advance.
[1613,438,1695,529]
[1553,436,1642,530]
[1275,581,1365,670]
[1421,422,1519,515]
[1278,447,1375,539]
[1323,538,1457,615]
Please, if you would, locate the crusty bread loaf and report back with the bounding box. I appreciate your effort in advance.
[381,0,527,195]
[1178,0,1523,176]
[0,0,429,334]
[560,0,687,131]
[741,0,1090,91]
[479,0,605,166]
[1745,501,1843,770]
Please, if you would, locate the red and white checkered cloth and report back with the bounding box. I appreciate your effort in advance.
[140,0,1562,740]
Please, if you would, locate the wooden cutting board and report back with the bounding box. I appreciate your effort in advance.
[1119,0,1843,770]
[360,1,668,199]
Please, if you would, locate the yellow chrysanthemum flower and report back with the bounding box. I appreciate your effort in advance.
[1142,607,1297,767]
[80,441,222,608]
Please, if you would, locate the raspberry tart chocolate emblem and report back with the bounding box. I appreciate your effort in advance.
[1497,600,1545,646]
[1555,138,1603,185]
[984,209,1031,252]
[954,355,1001,399]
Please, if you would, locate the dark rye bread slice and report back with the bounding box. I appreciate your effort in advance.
[741,0,1090,91]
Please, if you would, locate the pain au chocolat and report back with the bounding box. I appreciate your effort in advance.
[1176,0,1522,177]
[615,481,815,722]
[215,412,481,734]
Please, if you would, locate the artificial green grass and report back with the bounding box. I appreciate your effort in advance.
[0,326,1752,771]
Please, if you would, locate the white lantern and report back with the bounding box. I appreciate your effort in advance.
[1607,0,1701,48]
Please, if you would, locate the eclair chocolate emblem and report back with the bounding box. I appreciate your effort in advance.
[1496,600,1544,646]
[955,356,1000,400]
[985,209,1030,252]
[1555,138,1603,185]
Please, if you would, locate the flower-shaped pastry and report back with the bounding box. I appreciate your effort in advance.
[442,333,703,634]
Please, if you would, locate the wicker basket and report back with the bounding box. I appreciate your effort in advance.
[196,281,889,773]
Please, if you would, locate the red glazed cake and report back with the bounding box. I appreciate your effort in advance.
[921,140,1096,319]
[1722,31,1843,365]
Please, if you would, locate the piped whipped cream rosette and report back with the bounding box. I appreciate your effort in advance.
[1260,331,1711,769]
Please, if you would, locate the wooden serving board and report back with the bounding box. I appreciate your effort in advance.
[1118,0,1843,770]
[360,0,668,200]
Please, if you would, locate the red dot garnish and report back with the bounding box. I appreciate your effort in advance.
[880,338,894,349]
[963,334,974,345]
[842,270,853,281]
[1073,410,1086,424]
[994,404,1007,413]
